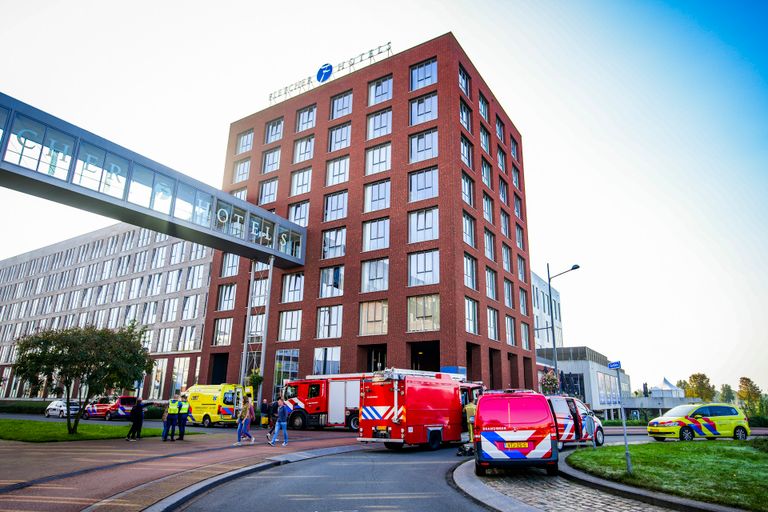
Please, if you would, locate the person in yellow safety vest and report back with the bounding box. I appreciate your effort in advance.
[162,393,181,442]
[177,394,191,441]
[464,400,477,442]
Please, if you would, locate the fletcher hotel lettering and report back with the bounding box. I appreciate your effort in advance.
[269,42,392,103]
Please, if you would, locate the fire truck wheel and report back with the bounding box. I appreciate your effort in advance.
[384,442,403,450]
[426,431,442,451]
[289,412,307,430]
[202,415,212,428]
[474,463,486,476]
[348,416,360,431]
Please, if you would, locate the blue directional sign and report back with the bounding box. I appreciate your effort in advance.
[608,361,621,370]
[316,63,333,83]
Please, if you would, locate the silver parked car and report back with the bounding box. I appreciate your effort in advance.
[45,400,80,418]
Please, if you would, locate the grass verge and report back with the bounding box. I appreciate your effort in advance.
[568,440,768,511]
[0,419,166,442]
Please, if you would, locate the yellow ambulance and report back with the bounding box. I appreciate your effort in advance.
[186,384,254,427]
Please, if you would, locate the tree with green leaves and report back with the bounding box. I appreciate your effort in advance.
[719,384,735,404]
[737,377,762,416]
[687,373,716,402]
[12,324,154,434]
[676,379,693,397]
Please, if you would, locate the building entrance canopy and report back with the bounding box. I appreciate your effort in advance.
[0,92,304,268]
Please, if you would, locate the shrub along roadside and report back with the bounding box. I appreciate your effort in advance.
[601,419,645,427]
[0,400,51,415]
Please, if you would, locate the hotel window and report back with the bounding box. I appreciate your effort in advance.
[410,92,438,126]
[408,250,439,286]
[296,105,316,132]
[407,294,440,332]
[288,201,309,227]
[459,100,472,132]
[409,129,438,163]
[364,180,391,213]
[221,253,239,277]
[484,230,495,261]
[258,179,278,205]
[365,143,391,175]
[458,254,475,290]
[499,179,509,205]
[321,228,346,258]
[293,135,314,163]
[331,91,353,119]
[329,123,351,152]
[487,308,499,341]
[290,167,312,196]
[462,212,476,247]
[281,273,304,303]
[482,193,494,224]
[482,158,494,188]
[313,347,341,375]
[410,58,437,91]
[465,297,478,334]
[460,136,473,169]
[517,255,527,282]
[362,218,390,251]
[480,126,490,153]
[506,316,516,345]
[213,317,233,346]
[458,65,471,97]
[274,349,300,394]
[500,210,511,238]
[510,137,519,160]
[497,147,507,173]
[514,194,522,219]
[367,109,392,140]
[360,300,388,336]
[504,279,514,308]
[513,165,521,189]
[217,284,236,311]
[236,129,253,154]
[278,310,302,341]
[461,172,474,207]
[233,159,250,183]
[408,167,438,202]
[521,322,530,350]
[408,207,439,243]
[262,148,281,173]
[519,289,529,316]
[265,118,284,144]
[516,224,525,250]
[479,94,489,121]
[369,75,393,106]
[326,155,350,185]
[231,187,247,201]
[361,258,389,292]
[323,190,348,221]
[319,266,344,298]
[485,267,497,301]
[495,116,505,140]
[190,243,207,260]
[251,278,268,307]
[502,244,512,273]
[317,305,343,339]
[181,295,198,320]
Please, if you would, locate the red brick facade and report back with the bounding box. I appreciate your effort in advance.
[199,33,535,398]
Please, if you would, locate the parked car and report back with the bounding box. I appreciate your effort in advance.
[83,395,137,421]
[647,403,751,441]
[45,400,80,418]
[547,395,605,447]
[474,390,559,476]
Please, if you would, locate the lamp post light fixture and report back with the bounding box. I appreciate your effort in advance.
[547,263,580,392]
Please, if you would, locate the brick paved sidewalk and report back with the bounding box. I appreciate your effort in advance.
[0,428,359,511]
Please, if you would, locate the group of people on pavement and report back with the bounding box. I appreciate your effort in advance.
[233,397,291,447]
[162,393,191,442]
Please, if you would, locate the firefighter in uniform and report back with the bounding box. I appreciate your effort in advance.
[177,395,191,441]
[458,399,477,456]
[162,394,181,442]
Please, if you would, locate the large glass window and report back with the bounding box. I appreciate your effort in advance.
[278,311,302,341]
[459,100,472,132]
[464,254,477,290]
[360,301,388,336]
[496,116,505,140]
[487,308,499,340]
[408,250,439,286]
[236,129,253,154]
[461,173,474,207]
[481,159,492,189]
[290,167,312,196]
[319,266,344,298]
[482,193,494,224]
[293,136,314,163]
[217,284,236,311]
[485,267,497,300]
[317,305,343,339]
[460,136,473,169]
[516,224,525,250]
[233,159,250,183]
[265,118,284,144]
[362,218,390,251]
[408,207,439,243]
[463,212,476,247]
[479,94,489,121]
[296,105,316,132]
[365,143,391,175]
[407,294,440,332]
[328,123,351,152]
[484,230,495,261]
[506,316,516,346]
[213,317,233,346]
[331,91,353,119]
[502,244,512,273]
[326,155,349,185]
[480,126,490,153]
[409,129,438,163]
[408,167,438,202]
[273,349,300,399]
[313,347,341,375]
[517,255,527,282]
[459,65,471,97]
[500,210,511,238]
[465,297,478,334]
[323,190,348,221]
[364,180,391,212]
[221,253,239,277]
[288,201,309,227]
[361,258,389,292]
[321,228,346,258]
[504,279,514,308]
[410,58,437,91]
[497,147,507,173]
[258,179,278,205]
[282,273,304,303]
[367,109,392,140]
[410,92,438,125]
[510,138,519,160]
[521,322,530,350]
[369,75,393,106]
[519,288,529,316]
[262,148,281,174]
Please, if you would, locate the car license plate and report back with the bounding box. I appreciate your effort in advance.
[376,426,387,431]
[504,441,529,449]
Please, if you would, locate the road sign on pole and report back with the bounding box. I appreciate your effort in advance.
[615,367,633,475]
[608,361,621,370]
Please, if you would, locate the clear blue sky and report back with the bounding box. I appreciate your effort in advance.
[0,0,766,390]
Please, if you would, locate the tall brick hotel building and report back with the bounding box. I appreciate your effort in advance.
[200,33,535,398]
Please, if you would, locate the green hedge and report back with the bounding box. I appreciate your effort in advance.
[749,416,768,427]
[601,419,646,426]
[0,400,51,415]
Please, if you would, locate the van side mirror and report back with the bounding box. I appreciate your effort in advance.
[694,414,703,419]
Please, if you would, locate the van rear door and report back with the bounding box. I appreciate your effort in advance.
[478,395,555,460]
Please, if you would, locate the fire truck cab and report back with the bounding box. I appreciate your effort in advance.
[282,373,368,430]
[357,368,482,450]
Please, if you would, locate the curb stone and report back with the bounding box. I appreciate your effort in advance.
[559,451,745,512]
[452,460,539,512]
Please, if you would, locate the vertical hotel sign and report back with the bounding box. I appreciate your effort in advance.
[269,42,392,103]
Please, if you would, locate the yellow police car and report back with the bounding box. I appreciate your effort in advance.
[648,403,750,441]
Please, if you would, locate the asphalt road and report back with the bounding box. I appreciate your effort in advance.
[182,445,490,512]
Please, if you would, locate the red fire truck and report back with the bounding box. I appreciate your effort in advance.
[357,368,482,450]
[281,373,370,430]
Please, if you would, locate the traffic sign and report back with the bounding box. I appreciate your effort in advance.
[608,361,621,369]
[316,63,333,83]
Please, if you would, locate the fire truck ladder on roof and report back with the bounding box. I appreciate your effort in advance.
[373,367,467,382]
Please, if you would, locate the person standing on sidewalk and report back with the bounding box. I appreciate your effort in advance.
[177,394,191,441]
[260,399,270,429]
[126,398,151,442]
[234,398,255,446]
[269,398,291,446]
[162,393,181,442]
[266,398,279,439]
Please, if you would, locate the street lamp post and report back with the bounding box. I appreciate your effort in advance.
[547,263,580,392]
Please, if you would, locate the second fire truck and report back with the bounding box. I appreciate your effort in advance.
[281,373,370,430]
